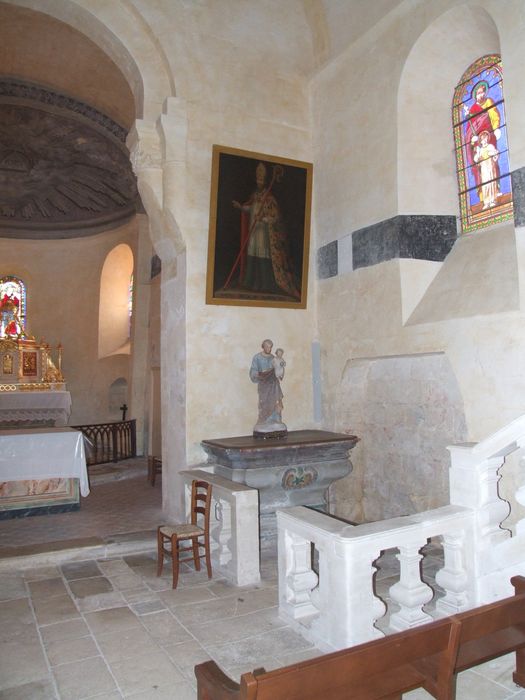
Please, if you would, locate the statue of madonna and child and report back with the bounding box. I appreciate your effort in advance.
[249,339,287,438]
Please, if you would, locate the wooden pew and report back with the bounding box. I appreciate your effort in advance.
[415,574,525,697]
[195,616,461,700]
[195,575,525,699]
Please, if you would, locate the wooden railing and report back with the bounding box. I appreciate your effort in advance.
[72,419,136,466]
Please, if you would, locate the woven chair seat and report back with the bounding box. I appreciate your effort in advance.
[160,523,204,538]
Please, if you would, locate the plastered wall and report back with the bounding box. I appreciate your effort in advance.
[0,221,138,425]
[312,0,525,523]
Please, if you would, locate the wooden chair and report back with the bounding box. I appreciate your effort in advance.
[195,616,461,700]
[157,479,212,589]
[147,456,162,486]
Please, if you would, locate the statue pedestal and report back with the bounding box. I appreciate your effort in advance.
[201,430,358,555]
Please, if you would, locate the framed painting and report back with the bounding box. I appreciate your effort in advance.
[206,145,312,308]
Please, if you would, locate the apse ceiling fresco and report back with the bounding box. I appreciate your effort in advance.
[0,80,138,237]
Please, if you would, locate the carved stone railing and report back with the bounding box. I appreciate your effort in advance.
[278,414,525,652]
[73,419,136,466]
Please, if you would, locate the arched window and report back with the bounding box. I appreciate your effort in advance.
[0,275,26,338]
[98,244,134,358]
[453,54,513,233]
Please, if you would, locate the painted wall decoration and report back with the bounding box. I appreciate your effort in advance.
[453,54,513,233]
[206,145,312,309]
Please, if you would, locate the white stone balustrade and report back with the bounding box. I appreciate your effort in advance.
[277,414,525,651]
[180,469,260,587]
[448,413,525,600]
[278,504,473,651]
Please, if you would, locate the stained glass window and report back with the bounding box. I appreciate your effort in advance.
[453,54,513,233]
[0,276,26,338]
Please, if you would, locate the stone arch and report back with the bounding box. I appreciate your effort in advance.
[397,4,500,216]
[8,0,174,120]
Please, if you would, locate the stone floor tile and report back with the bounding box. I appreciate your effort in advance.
[28,577,68,599]
[158,586,216,608]
[84,607,141,635]
[124,681,197,699]
[140,610,193,646]
[123,553,157,569]
[108,572,144,591]
[130,599,166,615]
[108,649,184,696]
[44,635,99,666]
[0,597,34,640]
[205,579,254,598]
[97,559,134,575]
[61,560,101,581]
[163,640,211,680]
[139,575,173,592]
[52,656,116,700]
[68,575,113,598]
[75,590,126,613]
[22,566,60,581]
[279,647,325,666]
[0,678,57,699]
[172,587,277,627]
[32,594,79,625]
[454,668,512,699]
[0,637,49,691]
[0,574,27,600]
[96,625,158,664]
[187,607,287,646]
[39,617,91,644]
[121,587,160,605]
[84,606,141,636]
[209,627,313,668]
[470,651,518,690]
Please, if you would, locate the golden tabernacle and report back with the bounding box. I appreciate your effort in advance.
[0,336,70,428]
[0,335,65,389]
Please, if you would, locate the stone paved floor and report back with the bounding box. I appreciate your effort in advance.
[0,460,162,552]
[0,463,524,698]
[1,550,524,699]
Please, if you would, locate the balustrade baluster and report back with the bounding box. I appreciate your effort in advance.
[279,530,318,620]
[389,542,433,631]
[435,532,469,615]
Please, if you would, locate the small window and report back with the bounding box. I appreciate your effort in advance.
[452,54,513,233]
[0,276,26,338]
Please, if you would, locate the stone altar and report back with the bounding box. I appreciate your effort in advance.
[201,430,358,554]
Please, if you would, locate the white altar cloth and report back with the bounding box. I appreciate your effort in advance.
[0,427,89,496]
[0,390,72,426]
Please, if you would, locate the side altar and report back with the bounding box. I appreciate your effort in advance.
[200,430,359,554]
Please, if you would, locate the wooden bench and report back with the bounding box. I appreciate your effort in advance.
[195,617,461,699]
[414,575,525,697]
[195,575,525,700]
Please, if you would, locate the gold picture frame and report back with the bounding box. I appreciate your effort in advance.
[206,145,312,309]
